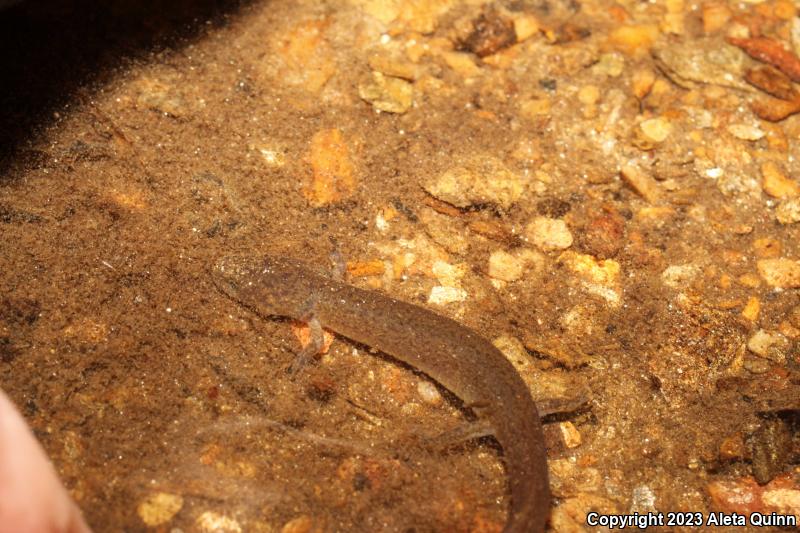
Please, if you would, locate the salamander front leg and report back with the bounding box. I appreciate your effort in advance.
[286,295,324,377]
[329,247,346,281]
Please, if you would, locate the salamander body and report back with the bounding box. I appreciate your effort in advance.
[212,255,550,533]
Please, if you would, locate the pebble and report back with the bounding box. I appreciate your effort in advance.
[776,198,800,224]
[493,335,533,374]
[741,296,761,321]
[431,260,467,287]
[488,250,524,282]
[762,490,800,519]
[661,264,700,289]
[719,433,746,461]
[632,68,656,99]
[441,51,481,78]
[488,249,544,283]
[304,128,356,207]
[620,163,662,203]
[790,305,800,328]
[512,13,540,42]
[460,9,516,57]
[728,123,765,141]
[559,251,621,306]
[136,492,183,527]
[375,208,392,232]
[584,208,626,257]
[631,485,658,513]
[358,71,413,113]
[635,206,675,227]
[757,258,800,288]
[424,155,524,210]
[739,272,761,288]
[357,0,399,24]
[428,285,468,305]
[367,54,420,81]
[416,380,443,406]
[396,0,453,34]
[608,25,659,56]
[662,1,686,35]
[743,353,771,374]
[761,161,800,199]
[702,1,731,33]
[559,422,582,448]
[652,37,751,91]
[273,19,335,94]
[732,223,754,235]
[281,515,314,533]
[747,329,789,363]
[707,474,800,518]
[551,494,619,532]
[196,511,242,533]
[525,217,573,251]
[577,85,600,105]
[779,320,800,339]
[346,260,385,277]
[639,117,673,142]
[753,237,781,258]
[519,97,552,119]
[561,252,621,288]
[592,52,626,77]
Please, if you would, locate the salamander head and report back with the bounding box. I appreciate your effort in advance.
[211,254,317,318]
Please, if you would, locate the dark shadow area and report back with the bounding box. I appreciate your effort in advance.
[0,0,249,176]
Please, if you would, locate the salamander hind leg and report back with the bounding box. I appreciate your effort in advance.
[421,419,495,452]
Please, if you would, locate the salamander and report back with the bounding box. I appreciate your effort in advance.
[211,254,550,533]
